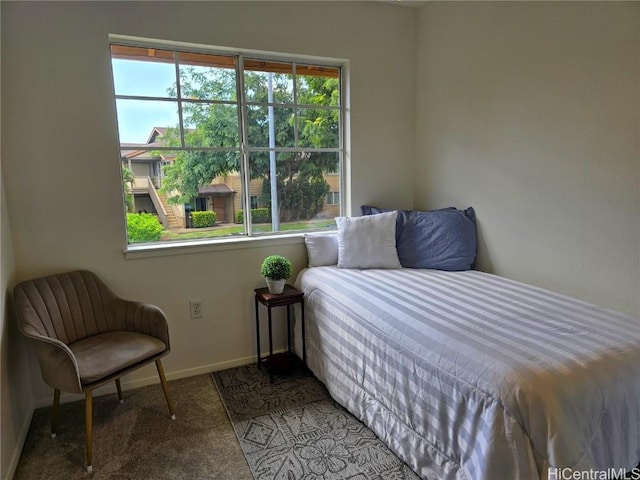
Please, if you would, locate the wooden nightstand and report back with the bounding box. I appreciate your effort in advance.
[254,284,306,380]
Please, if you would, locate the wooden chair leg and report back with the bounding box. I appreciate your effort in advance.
[85,391,93,473]
[155,359,175,420]
[51,389,60,438]
[115,378,123,403]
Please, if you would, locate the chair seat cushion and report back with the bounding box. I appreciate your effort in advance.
[69,331,166,384]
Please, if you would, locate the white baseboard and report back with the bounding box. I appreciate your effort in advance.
[32,354,261,408]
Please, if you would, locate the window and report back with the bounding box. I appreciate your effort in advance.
[326,191,340,205]
[111,37,344,246]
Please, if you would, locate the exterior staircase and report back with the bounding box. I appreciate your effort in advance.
[156,192,183,229]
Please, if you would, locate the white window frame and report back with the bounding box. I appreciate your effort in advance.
[110,35,349,258]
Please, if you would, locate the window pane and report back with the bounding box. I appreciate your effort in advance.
[297,107,340,148]
[246,106,294,148]
[296,66,340,107]
[115,99,179,144]
[111,45,177,98]
[248,152,338,234]
[125,150,246,243]
[318,153,341,219]
[244,66,294,104]
[326,191,340,205]
[178,52,237,101]
[182,102,239,148]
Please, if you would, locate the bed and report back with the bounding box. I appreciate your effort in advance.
[294,208,640,480]
[295,266,639,480]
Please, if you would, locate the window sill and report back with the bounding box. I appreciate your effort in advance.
[123,232,320,260]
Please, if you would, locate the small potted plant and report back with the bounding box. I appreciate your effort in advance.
[260,254,292,294]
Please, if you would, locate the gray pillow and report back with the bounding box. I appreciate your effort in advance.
[361,205,477,271]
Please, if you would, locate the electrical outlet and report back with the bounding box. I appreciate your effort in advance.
[189,299,203,319]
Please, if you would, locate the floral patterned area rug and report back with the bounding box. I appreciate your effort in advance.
[211,364,420,480]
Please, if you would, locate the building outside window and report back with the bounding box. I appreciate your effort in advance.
[326,191,340,205]
[111,36,345,245]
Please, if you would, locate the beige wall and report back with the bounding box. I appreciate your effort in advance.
[1,161,33,478]
[1,1,417,406]
[1,12,35,474]
[415,2,640,315]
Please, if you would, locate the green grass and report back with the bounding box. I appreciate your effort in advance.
[160,219,335,241]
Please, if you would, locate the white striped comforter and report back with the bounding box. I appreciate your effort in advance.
[295,267,640,480]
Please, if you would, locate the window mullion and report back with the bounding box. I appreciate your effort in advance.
[293,63,298,149]
[115,94,177,102]
[236,55,253,236]
[121,146,240,152]
[244,101,339,112]
[339,68,346,217]
[173,51,186,148]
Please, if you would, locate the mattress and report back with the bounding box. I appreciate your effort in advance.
[295,267,640,480]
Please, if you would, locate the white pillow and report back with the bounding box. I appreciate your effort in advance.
[336,211,401,269]
[304,233,339,267]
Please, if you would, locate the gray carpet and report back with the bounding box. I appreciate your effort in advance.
[14,374,252,479]
[212,364,420,480]
[14,366,418,480]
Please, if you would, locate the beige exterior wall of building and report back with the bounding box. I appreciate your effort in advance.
[211,172,340,223]
[131,162,151,178]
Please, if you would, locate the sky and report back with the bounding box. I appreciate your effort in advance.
[112,59,178,143]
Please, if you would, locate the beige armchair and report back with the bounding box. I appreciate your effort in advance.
[13,270,175,472]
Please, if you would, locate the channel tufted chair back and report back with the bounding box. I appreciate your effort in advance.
[18,269,143,344]
[13,270,175,472]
